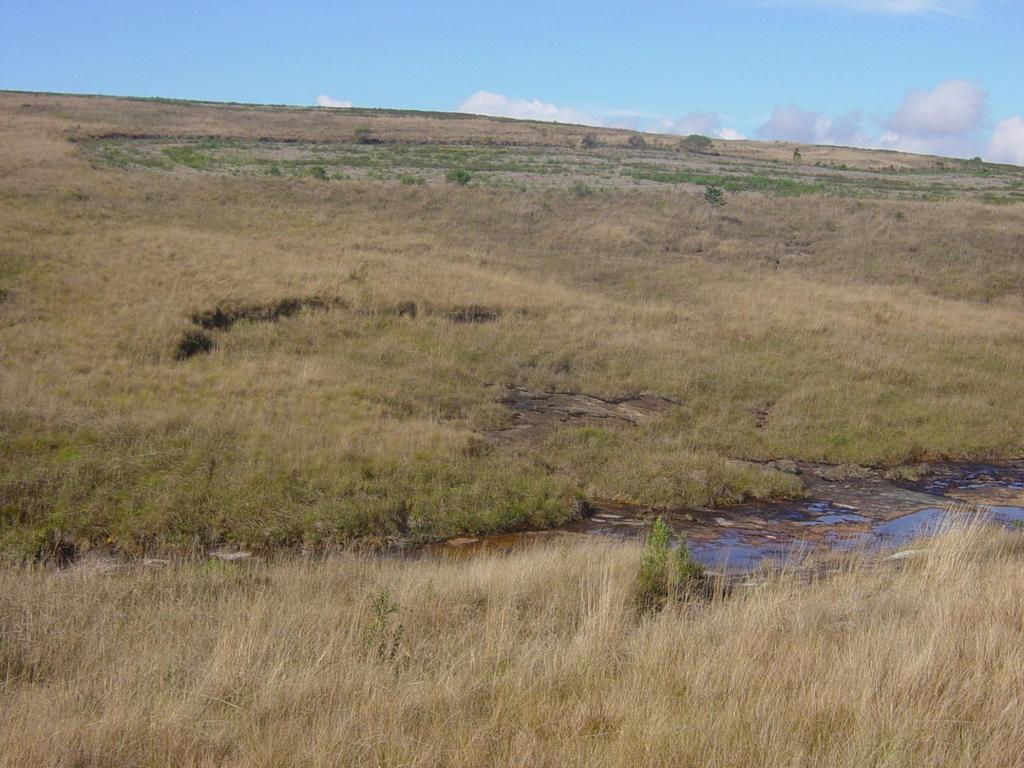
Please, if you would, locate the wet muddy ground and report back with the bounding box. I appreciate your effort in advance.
[429,460,1024,571]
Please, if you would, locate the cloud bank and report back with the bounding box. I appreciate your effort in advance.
[316,95,352,108]
[455,82,1016,164]
[457,91,745,139]
[756,105,868,145]
[754,79,1000,159]
[877,79,987,156]
[457,91,597,125]
[650,112,747,140]
[887,79,986,136]
[987,118,1024,165]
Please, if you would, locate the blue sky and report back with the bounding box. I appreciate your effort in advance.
[2,0,1022,162]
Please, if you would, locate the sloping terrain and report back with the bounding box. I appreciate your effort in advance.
[2,91,1023,557]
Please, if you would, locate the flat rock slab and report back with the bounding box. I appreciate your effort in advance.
[490,387,678,445]
[209,550,255,563]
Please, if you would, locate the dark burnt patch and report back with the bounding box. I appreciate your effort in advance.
[447,305,501,323]
[191,296,345,331]
[176,296,346,360]
[175,330,214,360]
[91,131,168,141]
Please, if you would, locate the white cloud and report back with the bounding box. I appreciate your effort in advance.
[877,79,987,156]
[756,105,868,145]
[987,117,1024,165]
[657,112,722,136]
[316,95,353,108]
[651,112,745,140]
[874,130,982,157]
[457,91,600,126]
[888,79,986,136]
[752,80,988,158]
[458,93,745,140]
[756,0,975,14]
[455,84,1009,162]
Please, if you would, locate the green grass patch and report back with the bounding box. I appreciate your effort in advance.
[161,145,218,170]
[628,167,825,196]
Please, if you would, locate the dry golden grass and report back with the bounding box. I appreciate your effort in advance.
[3,94,1024,763]
[2,91,1024,554]
[2,527,1024,767]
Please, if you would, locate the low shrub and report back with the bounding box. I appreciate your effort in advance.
[366,587,404,663]
[635,517,706,613]
[355,127,382,145]
[572,181,594,198]
[682,134,713,152]
[704,185,726,207]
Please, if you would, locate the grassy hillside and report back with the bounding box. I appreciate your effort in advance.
[2,91,1024,557]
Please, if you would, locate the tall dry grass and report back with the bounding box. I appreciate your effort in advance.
[2,526,1023,766]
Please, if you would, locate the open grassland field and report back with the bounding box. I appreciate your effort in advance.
[2,91,1024,558]
[3,529,1024,767]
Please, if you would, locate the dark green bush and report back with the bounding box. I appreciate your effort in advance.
[571,181,594,198]
[635,517,707,613]
[446,168,471,186]
[704,185,726,207]
[682,134,713,152]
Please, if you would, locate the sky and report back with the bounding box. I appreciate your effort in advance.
[2,0,1022,163]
